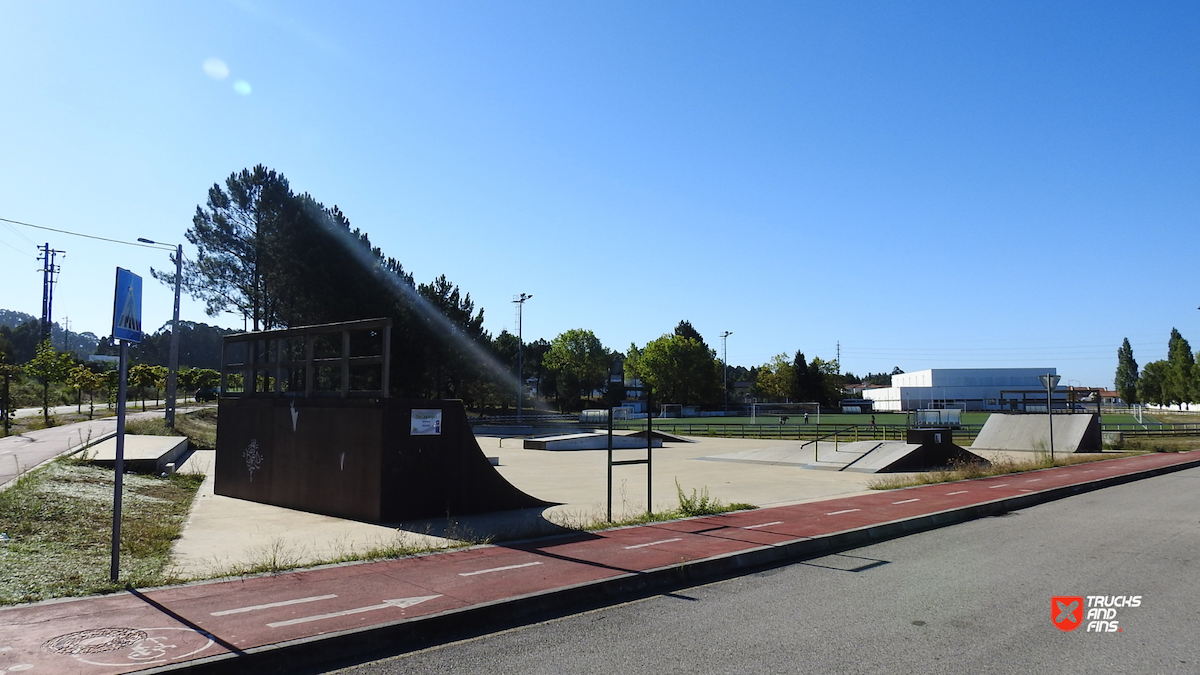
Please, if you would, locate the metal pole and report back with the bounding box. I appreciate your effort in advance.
[1048,376,1055,463]
[646,393,653,515]
[513,293,531,422]
[110,340,129,582]
[720,331,732,413]
[607,408,613,522]
[165,244,182,427]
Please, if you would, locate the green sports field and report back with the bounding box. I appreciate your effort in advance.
[619,411,1156,428]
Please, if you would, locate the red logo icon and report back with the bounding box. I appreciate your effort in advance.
[1053,596,1084,631]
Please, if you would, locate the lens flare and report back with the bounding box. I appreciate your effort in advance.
[203,58,229,80]
[233,80,253,96]
[299,202,516,394]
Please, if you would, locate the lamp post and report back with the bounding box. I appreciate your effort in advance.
[1039,373,1061,462]
[513,293,532,422]
[720,331,732,413]
[139,238,183,427]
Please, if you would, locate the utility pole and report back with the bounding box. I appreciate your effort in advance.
[720,331,732,413]
[513,293,532,422]
[138,239,183,427]
[37,243,64,342]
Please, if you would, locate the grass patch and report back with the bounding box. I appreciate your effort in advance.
[0,460,205,605]
[122,408,218,451]
[1115,437,1197,453]
[866,452,1142,490]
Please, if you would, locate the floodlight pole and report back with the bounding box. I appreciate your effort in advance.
[720,331,732,413]
[513,293,531,422]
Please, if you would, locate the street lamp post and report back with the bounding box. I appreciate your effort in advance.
[720,331,732,413]
[139,238,183,427]
[513,293,531,423]
[1039,373,1061,462]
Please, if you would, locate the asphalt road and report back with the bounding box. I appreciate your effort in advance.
[322,466,1200,675]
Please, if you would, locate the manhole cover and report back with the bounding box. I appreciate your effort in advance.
[43,628,148,655]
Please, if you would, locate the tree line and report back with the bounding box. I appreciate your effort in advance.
[1115,329,1199,409]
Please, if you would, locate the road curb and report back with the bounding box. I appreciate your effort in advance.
[144,453,1200,674]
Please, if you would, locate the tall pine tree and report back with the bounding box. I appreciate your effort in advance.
[1165,328,1196,409]
[1114,337,1139,404]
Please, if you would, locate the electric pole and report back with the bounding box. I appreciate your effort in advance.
[37,243,64,342]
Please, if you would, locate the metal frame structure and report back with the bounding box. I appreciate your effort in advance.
[220,318,392,399]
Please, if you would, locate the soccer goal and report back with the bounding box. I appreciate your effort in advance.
[658,404,683,418]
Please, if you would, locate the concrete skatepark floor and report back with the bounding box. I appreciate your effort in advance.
[170,434,1086,577]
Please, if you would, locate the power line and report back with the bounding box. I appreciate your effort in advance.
[0,216,172,250]
[0,234,36,259]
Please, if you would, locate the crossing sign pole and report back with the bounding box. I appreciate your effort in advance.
[110,268,143,582]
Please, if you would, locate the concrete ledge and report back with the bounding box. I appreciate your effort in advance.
[145,453,1200,674]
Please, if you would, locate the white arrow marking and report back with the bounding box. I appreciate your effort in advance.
[267,595,442,628]
[945,490,968,495]
[892,498,920,504]
[624,538,682,549]
[825,509,860,515]
[211,594,338,616]
[742,521,783,529]
[458,561,542,577]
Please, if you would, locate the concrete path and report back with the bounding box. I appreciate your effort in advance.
[1,449,1196,674]
[0,410,165,490]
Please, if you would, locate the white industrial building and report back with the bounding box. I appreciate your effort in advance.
[861,368,1065,412]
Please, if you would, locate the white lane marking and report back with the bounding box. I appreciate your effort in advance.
[459,561,543,577]
[826,509,860,515]
[1025,478,1042,482]
[624,538,683,549]
[988,484,1010,489]
[892,498,920,504]
[945,491,969,495]
[1019,489,1034,492]
[212,594,338,616]
[267,595,442,628]
[742,521,783,529]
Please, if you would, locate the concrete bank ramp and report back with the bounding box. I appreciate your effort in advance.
[523,433,663,451]
[625,430,696,443]
[88,434,189,474]
[700,429,989,473]
[973,413,1101,453]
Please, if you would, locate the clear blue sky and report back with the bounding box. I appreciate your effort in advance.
[1,1,1196,388]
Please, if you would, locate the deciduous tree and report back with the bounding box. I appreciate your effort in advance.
[544,329,608,409]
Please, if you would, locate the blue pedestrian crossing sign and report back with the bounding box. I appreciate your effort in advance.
[112,267,143,343]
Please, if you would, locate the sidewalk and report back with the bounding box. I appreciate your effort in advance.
[1,448,1197,674]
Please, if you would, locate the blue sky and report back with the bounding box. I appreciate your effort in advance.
[1,1,1196,387]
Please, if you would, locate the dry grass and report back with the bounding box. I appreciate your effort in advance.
[866,452,1141,490]
[0,461,204,604]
